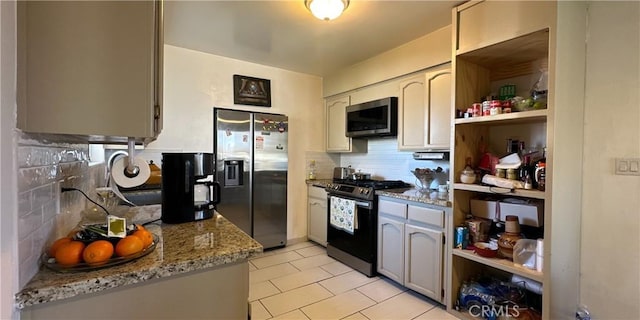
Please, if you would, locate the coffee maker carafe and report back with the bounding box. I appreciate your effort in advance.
[161,153,221,224]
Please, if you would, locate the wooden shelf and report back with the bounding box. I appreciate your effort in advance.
[454,109,547,126]
[456,30,550,69]
[453,183,546,200]
[452,248,544,283]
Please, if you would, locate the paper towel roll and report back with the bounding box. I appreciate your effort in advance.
[536,238,544,256]
[111,156,151,188]
[536,254,544,272]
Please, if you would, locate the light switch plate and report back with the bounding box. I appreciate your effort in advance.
[616,158,640,176]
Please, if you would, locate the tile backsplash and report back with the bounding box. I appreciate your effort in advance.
[16,133,104,288]
[304,138,450,188]
[339,138,450,188]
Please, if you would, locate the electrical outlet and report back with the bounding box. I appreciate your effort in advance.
[615,158,640,176]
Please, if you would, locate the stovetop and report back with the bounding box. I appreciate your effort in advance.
[327,179,411,201]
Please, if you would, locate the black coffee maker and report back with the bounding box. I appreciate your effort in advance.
[161,153,221,224]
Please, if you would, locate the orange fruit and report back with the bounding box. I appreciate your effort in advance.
[55,241,86,265]
[132,229,153,248]
[48,237,72,257]
[83,240,114,265]
[135,224,146,231]
[115,235,144,257]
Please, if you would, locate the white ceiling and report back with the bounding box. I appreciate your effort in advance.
[164,0,460,77]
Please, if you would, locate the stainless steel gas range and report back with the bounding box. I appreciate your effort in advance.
[325,179,410,277]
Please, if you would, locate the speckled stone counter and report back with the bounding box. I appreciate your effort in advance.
[305,179,332,188]
[307,179,451,207]
[15,205,263,309]
[376,188,452,207]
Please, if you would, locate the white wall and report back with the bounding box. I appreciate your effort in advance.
[324,25,451,97]
[145,45,324,241]
[580,2,640,317]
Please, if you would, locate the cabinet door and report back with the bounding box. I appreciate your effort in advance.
[404,224,443,302]
[326,95,351,152]
[307,188,327,246]
[398,68,451,150]
[377,216,405,284]
[425,70,451,148]
[398,75,427,150]
[17,1,162,142]
[456,0,555,54]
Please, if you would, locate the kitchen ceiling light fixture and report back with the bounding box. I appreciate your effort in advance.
[305,0,350,21]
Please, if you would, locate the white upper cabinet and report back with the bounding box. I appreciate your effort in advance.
[455,0,555,55]
[398,66,451,151]
[17,1,163,144]
[325,94,366,153]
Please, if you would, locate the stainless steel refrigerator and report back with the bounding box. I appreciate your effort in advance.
[214,108,288,249]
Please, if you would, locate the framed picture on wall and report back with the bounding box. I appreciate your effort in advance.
[233,75,271,107]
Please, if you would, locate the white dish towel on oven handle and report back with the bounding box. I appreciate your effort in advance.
[330,196,358,234]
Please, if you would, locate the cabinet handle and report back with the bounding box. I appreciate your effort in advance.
[310,201,321,206]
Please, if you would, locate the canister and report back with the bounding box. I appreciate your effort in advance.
[472,103,482,117]
[482,101,491,116]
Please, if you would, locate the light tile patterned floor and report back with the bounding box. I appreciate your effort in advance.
[249,241,459,320]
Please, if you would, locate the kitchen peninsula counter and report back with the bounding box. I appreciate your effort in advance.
[15,205,263,319]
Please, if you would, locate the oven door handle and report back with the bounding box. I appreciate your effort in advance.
[354,201,371,208]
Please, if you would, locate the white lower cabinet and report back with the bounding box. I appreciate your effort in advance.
[377,216,404,283]
[307,185,327,246]
[404,223,443,300]
[377,197,445,303]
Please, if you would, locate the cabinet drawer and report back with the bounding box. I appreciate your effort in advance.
[407,205,444,228]
[378,199,407,219]
[308,186,327,199]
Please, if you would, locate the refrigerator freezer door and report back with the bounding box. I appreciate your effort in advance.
[253,113,288,248]
[214,109,252,236]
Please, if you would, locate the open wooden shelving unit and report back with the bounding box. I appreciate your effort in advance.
[447,2,556,318]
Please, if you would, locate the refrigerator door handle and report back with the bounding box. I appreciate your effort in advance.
[184,160,192,194]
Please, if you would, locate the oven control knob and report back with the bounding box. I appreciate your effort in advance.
[363,189,371,195]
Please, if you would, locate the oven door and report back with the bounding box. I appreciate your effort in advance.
[326,195,376,263]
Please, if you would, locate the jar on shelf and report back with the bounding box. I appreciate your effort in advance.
[497,215,523,261]
[460,158,476,184]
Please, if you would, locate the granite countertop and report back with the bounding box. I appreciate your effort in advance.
[376,188,452,207]
[15,205,263,309]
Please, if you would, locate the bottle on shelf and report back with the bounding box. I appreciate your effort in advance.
[308,160,317,180]
[535,162,546,191]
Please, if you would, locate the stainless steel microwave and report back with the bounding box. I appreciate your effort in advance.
[345,97,398,138]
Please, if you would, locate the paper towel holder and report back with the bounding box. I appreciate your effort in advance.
[124,138,140,178]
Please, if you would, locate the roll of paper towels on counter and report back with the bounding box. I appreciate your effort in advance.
[111,156,151,188]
